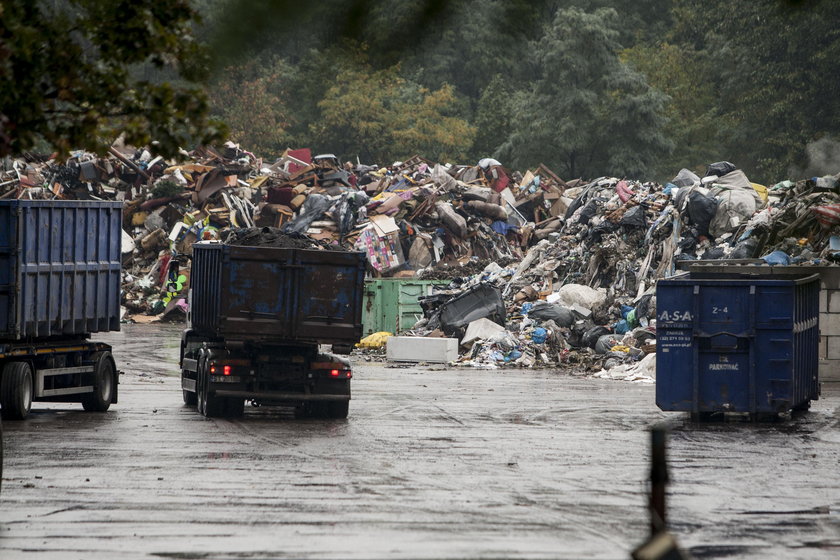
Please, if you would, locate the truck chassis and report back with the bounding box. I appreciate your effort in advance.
[179,330,351,419]
[0,338,118,420]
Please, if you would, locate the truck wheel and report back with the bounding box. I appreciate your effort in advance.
[196,359,206,415]
[197,358,225,418]
[183,388,197,406]
[0,362,33,420]
[326,401,349,419]
[82,352,116,412]
[182,369,197,406]
[181,332,200,407]
[203,392,225,418]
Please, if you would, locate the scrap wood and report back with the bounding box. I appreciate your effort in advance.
[536,163,565,188]
[108,147,150,180]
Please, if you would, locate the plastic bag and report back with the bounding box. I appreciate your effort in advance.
[671,168,701,187]
[582,326,611,349]
[729,236,760,259]
[333,191,370,234]
[283,194,333,234]
[528,302,575,327]
[620,205,647,228]
[705,161,737,178]
[761,250,791,266]
[555,284,607,311]
[709,189,756,238]
[356,332,392,349]
[686,191,718,237]
[595,333,622,354]
[531,327,548,344]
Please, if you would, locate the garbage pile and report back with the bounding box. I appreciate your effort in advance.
[394,162,840,378]
[401,261,659,378]
[0,143,361,319]
[0,145,572,320]
[2,144,839,373]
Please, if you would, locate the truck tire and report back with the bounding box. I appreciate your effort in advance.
[1,362,33,420]
[182,367,197,407]
[197,357,225,418]
[325,401,349,419]
[196,356,207,416]
[183,387,197,406]
[82,352,116,412]
[181,333,199,406]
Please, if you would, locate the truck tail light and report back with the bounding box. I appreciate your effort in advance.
[311,362,352,379]
[209,359,250,376]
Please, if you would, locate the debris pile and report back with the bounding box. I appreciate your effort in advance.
[0,145,570,320]
[2,145,839,375]
[391,162,840,377]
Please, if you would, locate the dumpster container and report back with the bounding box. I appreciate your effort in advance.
[362,279,449,336]
[656,272,819,416]
[189,243,365,345]
[0,200,122,338]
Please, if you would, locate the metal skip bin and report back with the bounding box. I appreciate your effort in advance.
[656,272,820,416]
[361,279,449,336]
[0,200,122,339]
[189,243,365,345]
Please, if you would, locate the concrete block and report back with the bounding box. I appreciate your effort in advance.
[826,337,840,360]
[462,318,506,348]
[820,289,828,312]
[570,303,592,318]
[819,336,827,360]
[386,336,459,363]
[819,360,840,382]
[819,312,840,336]
[829,290,840,313]
[819,267,840,290]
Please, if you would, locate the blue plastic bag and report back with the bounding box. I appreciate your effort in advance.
[761,250,791,266]
[613,320,630,335]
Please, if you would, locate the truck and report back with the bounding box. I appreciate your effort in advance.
[0,200,122,420]
[179,239,365,418]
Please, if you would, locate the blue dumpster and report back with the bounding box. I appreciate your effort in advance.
[0,200,123,339]
[656,272,820,415]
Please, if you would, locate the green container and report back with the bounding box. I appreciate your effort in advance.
[362,279,449,336]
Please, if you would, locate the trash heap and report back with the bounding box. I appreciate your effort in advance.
[0,146,573,319]
[3,145,840,374]
[390,162,840,378]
